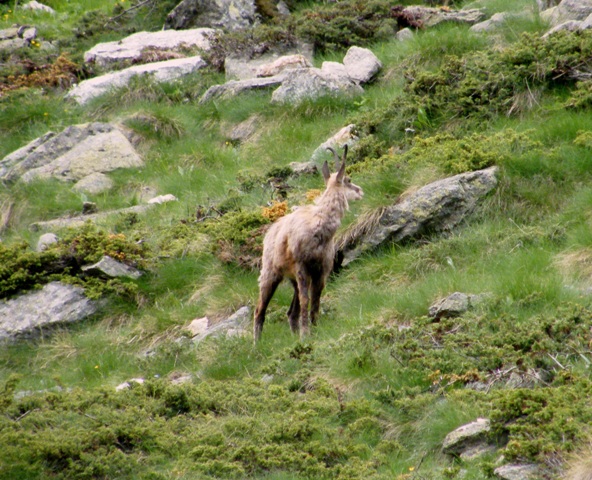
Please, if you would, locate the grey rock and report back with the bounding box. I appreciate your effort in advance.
[541,0,592,26]
[310,124,358,163]
[396,27,414,41]
[21,1,56,13]
[66,56,207,105]
[147,194,177,204]
[543,18,583,36]
[20,129,143,183]
[1,123,142,183]
[470,12,522,33]
[84,28,217,67]
[335,167,498,268]
[192,306,251,344]
[30,204,154,231]
[165,0,257,31]
[402,6,485,27]
[0,26,36,52]
[320,61,349,79]
[289,161,317,176]
[428,292,487,319]
[0,282,98,341]
[115,378,144,391]
[442,418,491,456]
[199,75,285,103]
[81,255,143,279]
[185,316,209,337]
[73,172,114,194]
[271,67,363,105]
[225,45,313,80]
[277,1,290,16]
[36,232,58,252]
[494,464,540,480]
[342,46,382,84]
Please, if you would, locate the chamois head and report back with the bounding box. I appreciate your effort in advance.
[324,145,364,201]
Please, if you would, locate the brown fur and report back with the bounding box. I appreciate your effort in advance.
[254,146,363,342]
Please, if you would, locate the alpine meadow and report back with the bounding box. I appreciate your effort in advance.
[3,0,592,479]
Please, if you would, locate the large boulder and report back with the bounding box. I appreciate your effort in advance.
[541,0,592,26]
[66,55,207,104]
[442,418,494,460]
[0,282,98,341]
[84,28,217,67]
[0,123,143,183]
[164,0,257,31]
[401,6,485,27]
[199,75,285,103]
[271,67,364,105]
[335,167,498,269]
[342,46,382,84]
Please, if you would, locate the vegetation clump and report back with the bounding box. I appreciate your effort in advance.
[0,224,149,300]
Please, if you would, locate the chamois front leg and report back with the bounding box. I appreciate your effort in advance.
[253,274,282,343]
[287,279,300,334]
[296,269,311,339]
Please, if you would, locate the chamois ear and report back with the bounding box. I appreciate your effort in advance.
[342,144,348,163]
[322,160,330,183]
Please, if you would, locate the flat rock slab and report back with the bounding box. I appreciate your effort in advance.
[271,67,363,105]
[81,255,143,279]
[335,167,498,268]
[84,28,217,67]
[442,418,491,456]
[1,123,142,183]
[66,55,207,105]
[0,282,98,341]
[403,6,485,27]
[494,464,541,480]
[199,75,285,103]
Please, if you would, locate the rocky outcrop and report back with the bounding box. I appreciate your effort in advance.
[494,464,541,480]
[164,0,257,31]
[29,194,177,231]
[271,67,363,104]
[202,45,380,105]
[442,418,494,460]
[335,167,498,269]
[199,75,285,103]
[66,55,207,104]
[84,28,217,67]
[0,282,98,341]
[0,25,37,52]
[540,0,592,27]
[81,256,143,279]
[0,123,143,183]
[402,6,485,27]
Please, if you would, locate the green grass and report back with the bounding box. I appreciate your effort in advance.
[5,0,592,478]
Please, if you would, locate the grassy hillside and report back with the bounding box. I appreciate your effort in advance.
[3,0,592,478]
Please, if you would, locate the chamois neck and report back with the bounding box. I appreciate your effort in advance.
[316,187,348,220]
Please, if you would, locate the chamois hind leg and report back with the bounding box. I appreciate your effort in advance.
[287,279,300,334]
[296,268,311,339]
[310,275,326,326]
[253,274,282,343]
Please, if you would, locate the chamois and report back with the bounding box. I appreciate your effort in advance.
[254,145,363,342]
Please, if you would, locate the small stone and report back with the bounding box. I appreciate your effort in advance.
[185,316,209,337]
[73,172,114,195]
[147,194,177,204]
[21,1,55,13]
[115,378,144,391]
[289,161,317,175]
[81,255,143,279]
[396,27,414,41]
[442,418,491,456]
[36,232,58,252]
